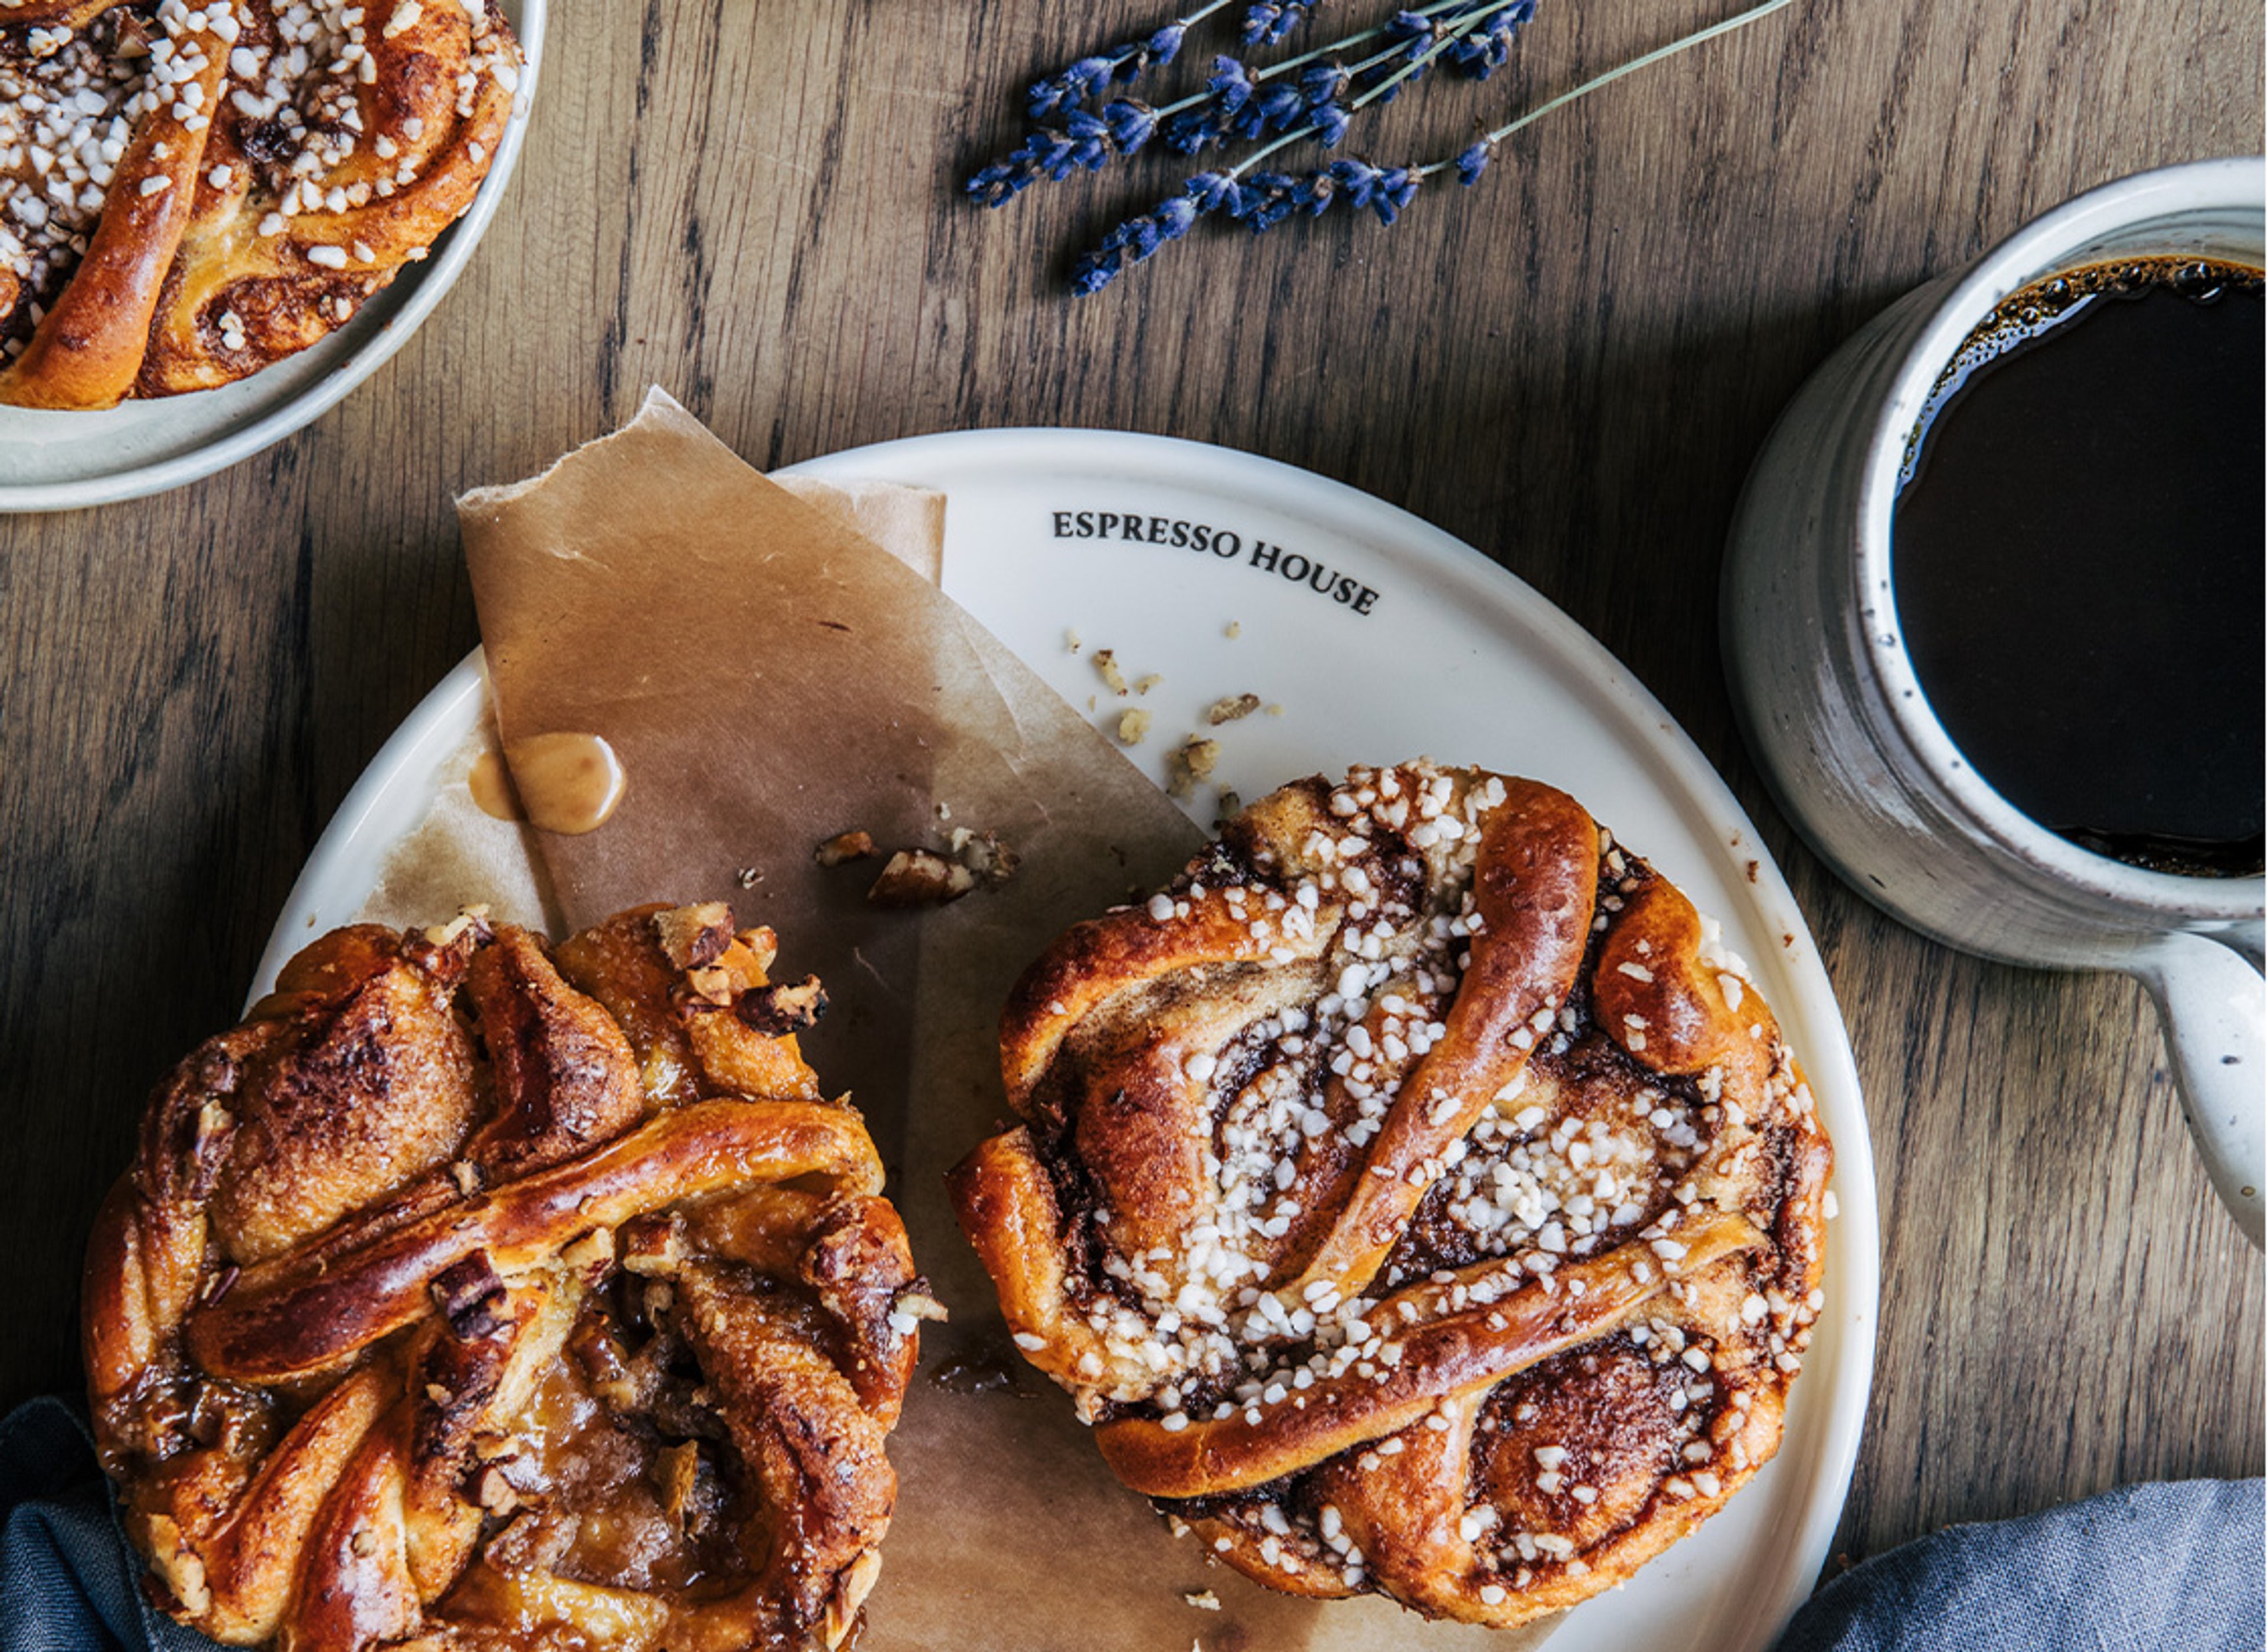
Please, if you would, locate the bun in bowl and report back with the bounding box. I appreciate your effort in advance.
[0,0,523,407]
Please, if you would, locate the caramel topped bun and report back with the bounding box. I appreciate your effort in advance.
[84,903,935,1652]
[0,0,522,409]
[949,763,1832,1629]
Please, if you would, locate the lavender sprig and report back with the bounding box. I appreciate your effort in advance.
[1419,0,1795,184]
[1071,7,1487,293]
[969,0,1482,207]
[1024,1,1232,121]
[1159,1,1520,157]
[1070,0,1794,294]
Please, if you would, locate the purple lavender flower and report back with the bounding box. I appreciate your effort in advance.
[1070,245,1126,295]
[1370,164,1420,223]
[1063,108,1113,172]
[1186,171,1239,212]
[1236,80,1307,137]
[1159,104,1226,154]
[1103,99,1159,152]
[1207,54,1256,115]
[1454,141,1491,184]
[1026,11,1205,121]
[1299,62,1351,106]
[1071,175,1234,295]
[1028,56,1116,121]
[965,127,1082,205]
[1446,0,1536,77]
[1230,171,1304,230]
[1326,156,1383,207]
[1243,0,1324,44]
[1148,22,1191,62]
[1157,194,1203,236]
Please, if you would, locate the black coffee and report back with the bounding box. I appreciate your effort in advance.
[1892,257,2265,877]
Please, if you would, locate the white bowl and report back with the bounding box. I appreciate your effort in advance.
[0,0,546,512]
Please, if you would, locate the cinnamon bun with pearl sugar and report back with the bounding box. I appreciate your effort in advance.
[84,903,933,1652]
[0,0,521,408]
[950,762,1832,1628]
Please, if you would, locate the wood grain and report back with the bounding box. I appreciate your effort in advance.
[2,0,2258,1594]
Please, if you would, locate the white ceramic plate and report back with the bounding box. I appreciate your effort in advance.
[260,429,1879,1652]
[0,0,545,512]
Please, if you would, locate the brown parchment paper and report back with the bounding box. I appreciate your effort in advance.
[449,390,1534,1652]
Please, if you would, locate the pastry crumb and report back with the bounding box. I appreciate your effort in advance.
[1118,709,1153,746]
[1265,703,1284,717]
[1216,789,1241,823]
[1134,672,1165,696]
[1165,736,1221,801]
[1065,626,1083,653]
[1225,620,1242,638]
[948,827,1021,887]
[1184,1590,1221,1611]
[1093,648,1129,695]
[1206,693,1261,726]
[812,830,876,867]
[734,866,763,889]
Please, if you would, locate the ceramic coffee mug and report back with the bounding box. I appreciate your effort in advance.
[1722,156,2266,1246]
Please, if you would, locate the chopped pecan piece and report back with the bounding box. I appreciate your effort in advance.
[682,965,735,1007]
[653,1440,702,1532]
[484,1511,577,1573]
[890,1288,949,1327]
[867,849,978,908]
[814,831,876,867]
[736,926,779,970]
[948,828,1021,888]
[197,1265,240,1307]
[652,903,734,970]
[403,906,493,982]
[430,1252,508,1342]
[620,1214,684,1278]
[560,1227,615,1279]
[475,1465,518,1514]
[188,1102,236,1199]
[737,975,829,1035]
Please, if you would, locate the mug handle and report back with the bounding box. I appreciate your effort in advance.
[2129,931,2265,1249]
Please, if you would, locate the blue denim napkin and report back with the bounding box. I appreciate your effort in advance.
[4,1393,2259,1650]
[1773,1475,2265,1652]
[1,1399,206,1652]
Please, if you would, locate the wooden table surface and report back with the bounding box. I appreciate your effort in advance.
[4,0,2259,1596]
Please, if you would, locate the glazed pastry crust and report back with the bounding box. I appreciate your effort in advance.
[951,763,1832,1628]
[84,904,929,1652]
